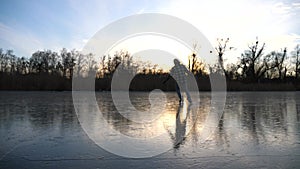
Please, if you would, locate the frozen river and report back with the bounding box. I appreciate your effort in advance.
[0,91,300,168]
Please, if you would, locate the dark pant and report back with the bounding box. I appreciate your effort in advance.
[175,83,192,102]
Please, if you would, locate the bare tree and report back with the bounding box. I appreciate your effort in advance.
[238,39,267,81]
[0,49,15,73]
[215,38,230,76]
[188,43,198,73]
[7,50,16,74]
[188,42,206,75]
[266,48,287,80]
[72,50,86,77]
[86,53,97,76]
[61,48,76,78]
[291,45,300,78]
[0,49,8,72]
[16,57,29,74]
[226,63,239,80]
[102,50,138,76]
[98,55,107,78]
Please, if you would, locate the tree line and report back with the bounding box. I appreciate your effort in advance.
[0,48,164,78]
[0,38,300,91]
[215,38,300,82]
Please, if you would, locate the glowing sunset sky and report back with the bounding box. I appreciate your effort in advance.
[0,0,299,65]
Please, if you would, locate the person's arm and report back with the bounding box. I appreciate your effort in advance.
[163,74,171,84]
[187,69,193,76]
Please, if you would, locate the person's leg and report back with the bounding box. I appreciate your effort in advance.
[175,83,182,102]
[183,83,192,103]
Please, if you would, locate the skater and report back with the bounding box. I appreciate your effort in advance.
[163,59,192,103]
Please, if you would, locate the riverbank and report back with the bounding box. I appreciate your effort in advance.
[1,73,300,91]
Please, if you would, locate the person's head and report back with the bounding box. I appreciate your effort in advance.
[173,59,180,66]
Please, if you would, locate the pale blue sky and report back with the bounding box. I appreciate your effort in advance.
[0,0,300,59]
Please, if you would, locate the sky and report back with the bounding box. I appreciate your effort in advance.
[0,0,300,65]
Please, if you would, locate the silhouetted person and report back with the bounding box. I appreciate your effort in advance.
[163,59,192,103]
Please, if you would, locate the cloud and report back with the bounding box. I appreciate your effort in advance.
[137,8,145,14]
[1,0,299,60]
[65,0,167,52]
[272,2,292,15]
[155,0,300,63]
[292,2,300,8]
[0,22,42,57]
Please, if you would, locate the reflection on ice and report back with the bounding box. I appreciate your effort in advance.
[0,91,300,167]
